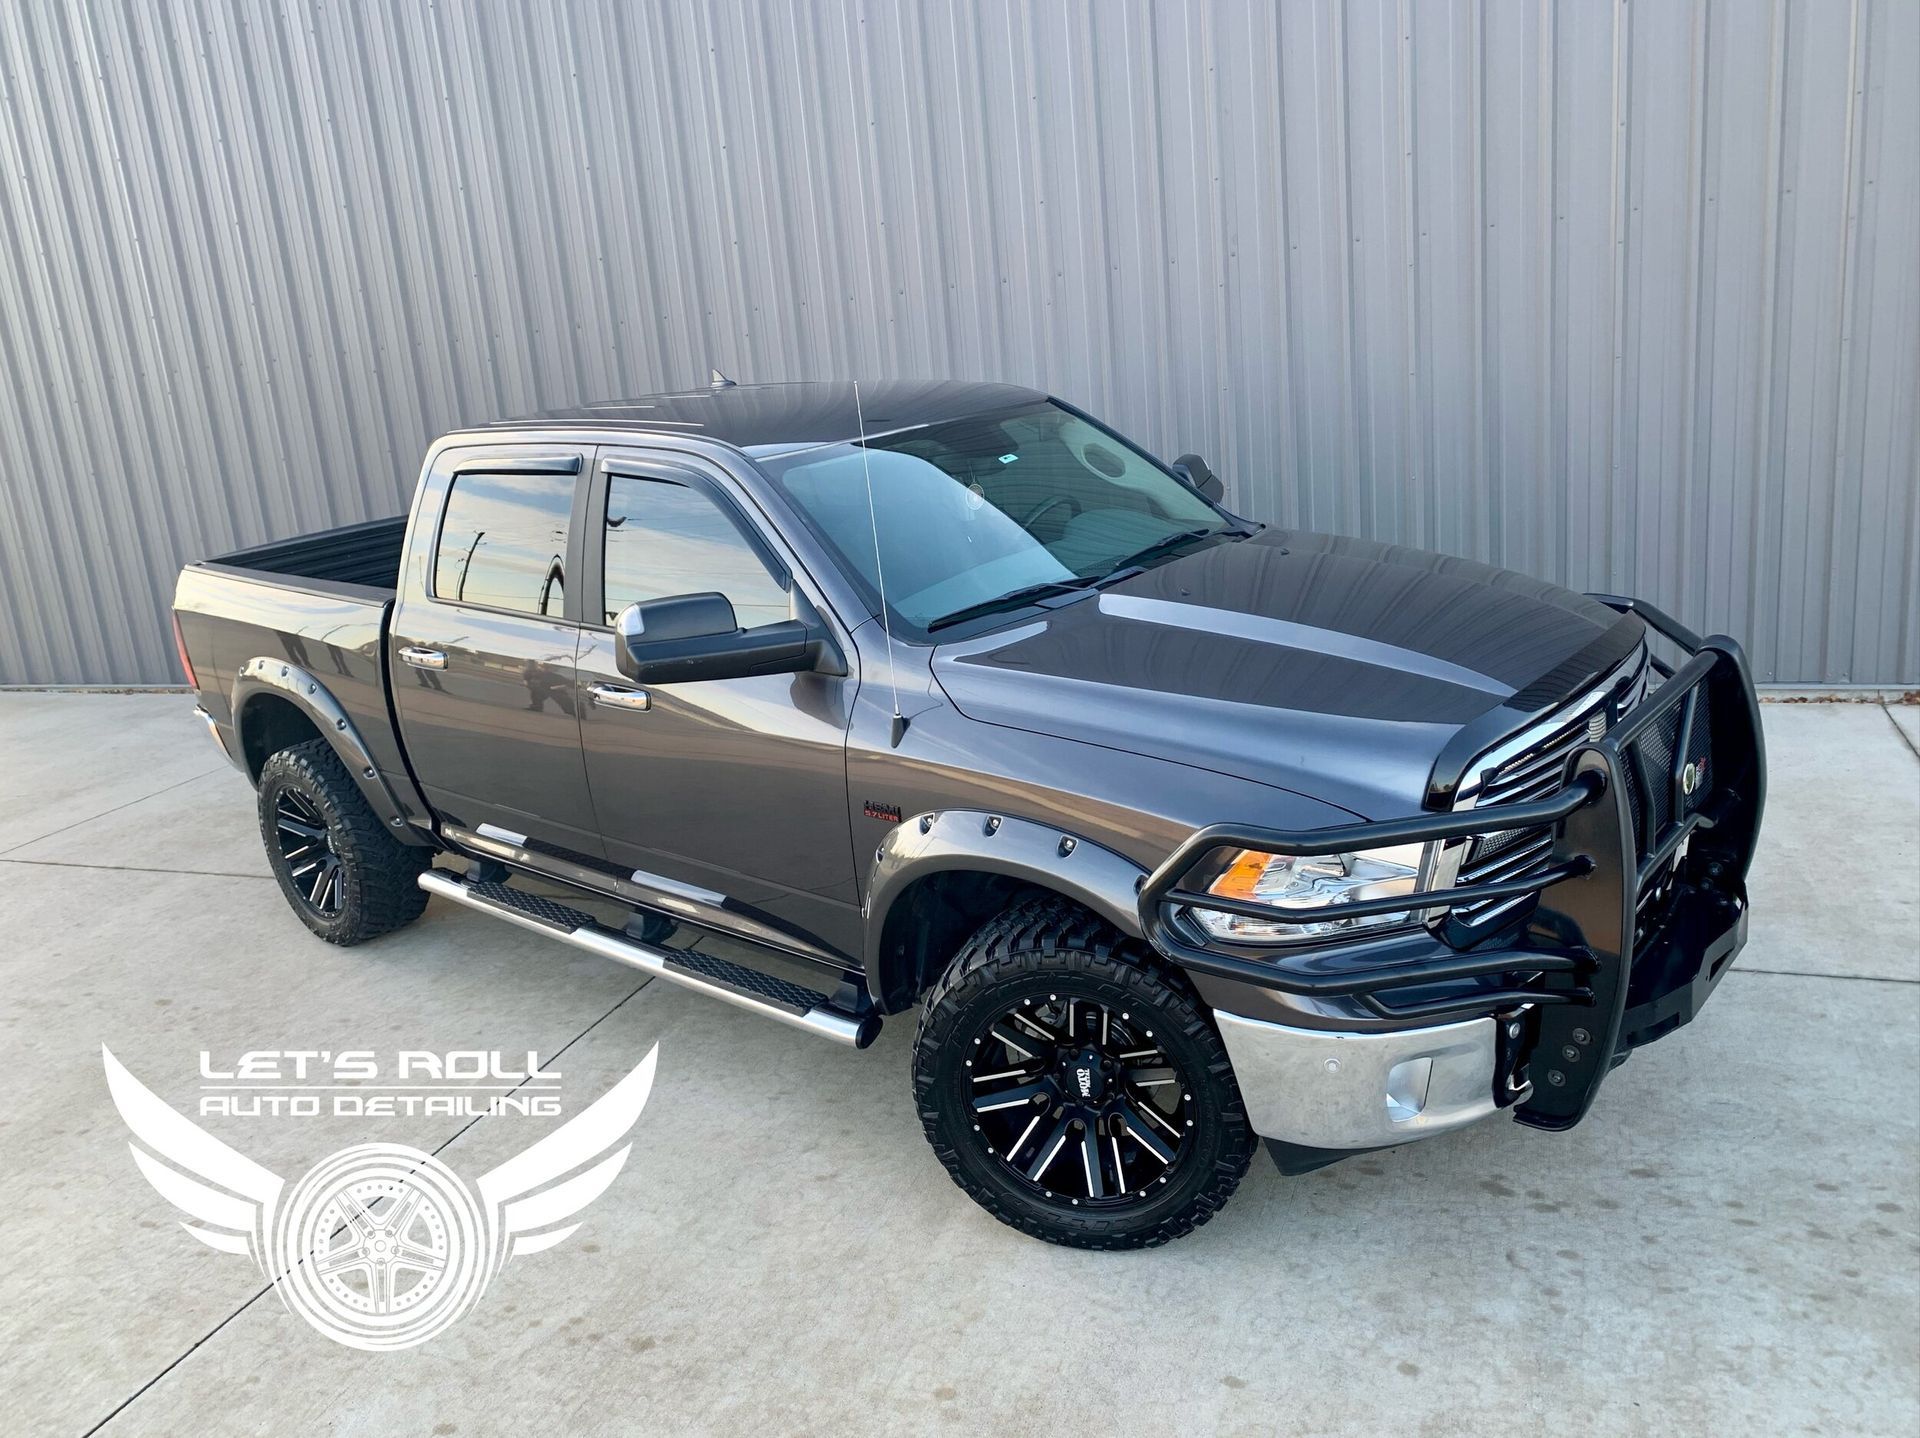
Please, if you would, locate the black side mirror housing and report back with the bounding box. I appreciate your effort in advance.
[614,592,832,685]
[1172,453,1225,504]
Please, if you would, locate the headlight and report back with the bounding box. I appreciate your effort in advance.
[1188,842,1434,944]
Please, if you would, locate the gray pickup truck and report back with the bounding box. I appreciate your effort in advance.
[173,379,1765,1248]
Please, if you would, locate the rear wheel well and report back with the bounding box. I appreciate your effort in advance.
[238,693,326,782]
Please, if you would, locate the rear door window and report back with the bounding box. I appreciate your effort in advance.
[432,472,574,617]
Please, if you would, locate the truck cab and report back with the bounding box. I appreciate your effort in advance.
[174,380,1765,1248]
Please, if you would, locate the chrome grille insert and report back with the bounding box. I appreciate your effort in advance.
[1444,648,1649,925]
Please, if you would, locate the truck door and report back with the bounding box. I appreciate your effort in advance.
[390,444,605,857]
[572,451,861,960]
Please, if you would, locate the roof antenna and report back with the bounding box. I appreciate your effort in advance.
[708,368,736,390]
[853,380,907,747]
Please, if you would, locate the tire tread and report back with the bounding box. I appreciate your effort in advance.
[257,738,428,946]
[911,896,1254,1249]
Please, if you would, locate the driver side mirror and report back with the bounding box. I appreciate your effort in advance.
[614,593,835,685]
[1172,453,1225,504]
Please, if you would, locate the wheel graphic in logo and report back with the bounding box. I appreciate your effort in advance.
[274,1145,488,1350]
[103,1044,659,1352]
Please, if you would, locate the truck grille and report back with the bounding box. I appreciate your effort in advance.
[1448,652,1649,925]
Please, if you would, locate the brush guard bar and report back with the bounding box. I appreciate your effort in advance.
[1140,597,1766,1131]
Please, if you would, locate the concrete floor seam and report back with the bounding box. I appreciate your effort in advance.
[1881,703,1920,764]
[0,857,274,880]
[84,975,657,1435]
[0,766,225,857]
[1729,966,1920,985]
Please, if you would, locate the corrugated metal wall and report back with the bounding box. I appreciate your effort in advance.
[1,0,1915,686]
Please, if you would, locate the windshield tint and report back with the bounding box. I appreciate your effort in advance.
[754,401,1225,632]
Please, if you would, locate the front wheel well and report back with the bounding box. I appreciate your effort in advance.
[237,693,326,782]
[871,870,1169,1013]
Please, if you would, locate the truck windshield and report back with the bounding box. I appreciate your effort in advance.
[754,400,1230,634]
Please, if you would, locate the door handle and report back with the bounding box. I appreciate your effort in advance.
[590,683,651,712]
[398,646,447,670]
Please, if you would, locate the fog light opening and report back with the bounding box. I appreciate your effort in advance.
[1385,1057,1434,1123]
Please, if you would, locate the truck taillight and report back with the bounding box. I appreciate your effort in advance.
[171,613,197,688]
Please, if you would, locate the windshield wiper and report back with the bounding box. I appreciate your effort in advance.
[1102,524,1250,577]
[923,526,1256,632]
[924,579,1097,632]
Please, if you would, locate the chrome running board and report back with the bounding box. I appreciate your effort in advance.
[418,870,879,1049]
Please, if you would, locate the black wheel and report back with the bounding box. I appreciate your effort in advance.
[913,897,1255,1249]
[257,738,429,946]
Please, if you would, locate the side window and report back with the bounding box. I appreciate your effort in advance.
[603,476,789,629]
[433,472,573,617]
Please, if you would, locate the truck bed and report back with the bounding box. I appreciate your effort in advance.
[210,514,407,592]
[173,514,419,809]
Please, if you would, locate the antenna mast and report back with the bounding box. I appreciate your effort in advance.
[853,381,907,746]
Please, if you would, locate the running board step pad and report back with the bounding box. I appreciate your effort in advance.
[417,871,878,1048]
[465,880,594,932]
[664,946,834,1014]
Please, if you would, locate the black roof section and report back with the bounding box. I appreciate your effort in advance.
[482,380,1046,453]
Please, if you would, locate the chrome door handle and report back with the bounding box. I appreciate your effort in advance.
[398,646,446,670]
[590,683,651,712]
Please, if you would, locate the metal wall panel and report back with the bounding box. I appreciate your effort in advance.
[0,0,1914,685]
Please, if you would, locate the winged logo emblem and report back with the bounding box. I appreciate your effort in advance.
[102,1042,657,1350]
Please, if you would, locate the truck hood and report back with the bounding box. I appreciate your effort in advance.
[931,528,1643,819]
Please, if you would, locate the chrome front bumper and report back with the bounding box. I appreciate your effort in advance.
[1214,1009,1500,1151]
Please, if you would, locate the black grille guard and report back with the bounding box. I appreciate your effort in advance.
[1138,596,1767,1131]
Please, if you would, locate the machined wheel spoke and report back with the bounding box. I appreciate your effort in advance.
[1005,1109,1046,1160]
[277,794,322,825]
[987,1022,1042,1062]
[1117,1103,1178,1166]
[1133,1097,1182,1140]
[1007,1010,1061,1044]
[1126,1065,1178,1089]
[1024,1117,1074,1182]
[309,859,339,909]
[970,1066,1034,1084]
[973,1080,1050,1115]
[276,816,327,840]
[1079,1125,1108,1199]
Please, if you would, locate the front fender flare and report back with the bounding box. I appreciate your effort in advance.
[862,809,1150,995]
[230,656,427,843]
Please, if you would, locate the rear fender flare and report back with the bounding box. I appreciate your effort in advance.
[862,809,1149,993]
[230,656,424,842]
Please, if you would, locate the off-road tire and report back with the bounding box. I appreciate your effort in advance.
[912,896,1255,1249]
[257,738,429,945]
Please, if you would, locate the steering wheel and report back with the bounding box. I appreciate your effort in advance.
[1018,494,1075,530]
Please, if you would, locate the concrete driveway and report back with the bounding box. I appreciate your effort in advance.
[3,693,1915,1436]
